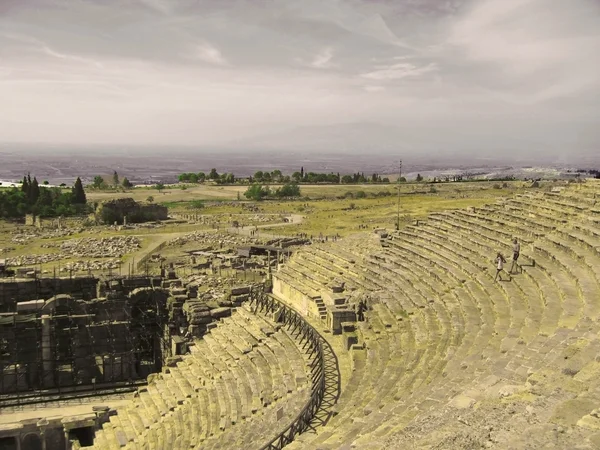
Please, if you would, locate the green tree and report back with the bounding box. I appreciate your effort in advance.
[292,172,302,182]
[29,177,40,204]
[244,184,270,201]
[274,183,300,198]
[254,171,264,182]
[197,172,206,183]
[155,183,165,193]
[208,168,219,180]
[146,196,154,203]
[271,170,282,182]
[93,176,105,189]
[416,174,423,182]
[122,177,133,188]
[21,175,29,195]
[72,177,87,204]
[112,170,119,186]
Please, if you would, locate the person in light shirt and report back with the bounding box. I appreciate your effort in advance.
[495,252,507,281]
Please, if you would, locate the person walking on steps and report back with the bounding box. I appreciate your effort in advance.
[495,252,507,281]
[510,238,521,274]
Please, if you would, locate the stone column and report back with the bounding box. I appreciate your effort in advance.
[37,418,49,450]
[41,315,53,387]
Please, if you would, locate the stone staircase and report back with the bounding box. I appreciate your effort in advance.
[89,305,311,450]
[278,180,600,449]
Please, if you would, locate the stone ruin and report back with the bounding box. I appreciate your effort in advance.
[95,198,167,225]
[0,274,257,450]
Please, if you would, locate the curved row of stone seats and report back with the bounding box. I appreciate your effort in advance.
[90,306,310,450]
[287,234,492,447]
[376,186,600,446]
[281,182,600,449]
[423,213,586,329]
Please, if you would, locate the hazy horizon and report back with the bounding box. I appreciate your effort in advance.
[1,0,599,156]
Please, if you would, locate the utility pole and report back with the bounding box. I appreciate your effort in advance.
[396,160,403,230]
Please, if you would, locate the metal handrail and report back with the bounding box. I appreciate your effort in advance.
[248,287,327,450]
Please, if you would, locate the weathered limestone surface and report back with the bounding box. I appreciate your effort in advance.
[89,305,311,450]
[278,179,600,449]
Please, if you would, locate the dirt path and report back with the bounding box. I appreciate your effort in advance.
[121,214,303,273]
[225,214,304,240]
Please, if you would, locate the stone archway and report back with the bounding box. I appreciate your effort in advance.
[21,433,42,450]
[128,288,170,378]
[40,294,92,388]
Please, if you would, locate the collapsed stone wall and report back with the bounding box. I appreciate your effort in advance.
[0,278,170,395]
[0,276,99,312]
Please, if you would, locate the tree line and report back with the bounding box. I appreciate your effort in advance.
[178,169,234,184]
[178,167,391,185]
[0,175,90,219]
[244,183,301,201]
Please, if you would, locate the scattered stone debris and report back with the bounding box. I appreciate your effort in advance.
[6,253,65,266]
[60,236,141,258]
[167,231,258,248]
[60,259,122,272]
[11,229,78,244]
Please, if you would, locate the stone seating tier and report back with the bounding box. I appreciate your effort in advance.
[278,181,600,449]
[90,306,311,450]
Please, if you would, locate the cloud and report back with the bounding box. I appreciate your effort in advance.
[2,32,104,68]
[361,61,437,81]
[363,85,385,92]
[447,0,600,100]
[137,0,172,15]
[0,0,598,156]
[189,42,228,66]
[310,47,336,69]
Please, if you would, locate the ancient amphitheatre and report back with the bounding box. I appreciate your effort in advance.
[0,177,600,449]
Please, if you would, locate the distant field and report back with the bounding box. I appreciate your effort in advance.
[85,180,530,206]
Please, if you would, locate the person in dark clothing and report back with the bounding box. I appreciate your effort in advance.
[510,238,521,274]
[356,299,366,321]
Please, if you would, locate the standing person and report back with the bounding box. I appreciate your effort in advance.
[356,300,365,322]
[495,252,507,281]
[510,238,521,274]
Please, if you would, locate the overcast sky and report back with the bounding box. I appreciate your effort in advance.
[1,0,599,156]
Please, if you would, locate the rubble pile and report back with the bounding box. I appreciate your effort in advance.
[60,236,141,258]
[167,231,257,248]
[60,259,121,272]
[11,229,77,244]
[6,253,65,266]
[180,283,254,337]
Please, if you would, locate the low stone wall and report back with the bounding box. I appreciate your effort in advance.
[272,274,321,320]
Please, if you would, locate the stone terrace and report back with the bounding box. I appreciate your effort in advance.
[89,305,311,450]
[276,179,600,449]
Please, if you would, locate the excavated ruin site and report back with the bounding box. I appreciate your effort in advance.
[2,179,600,450]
